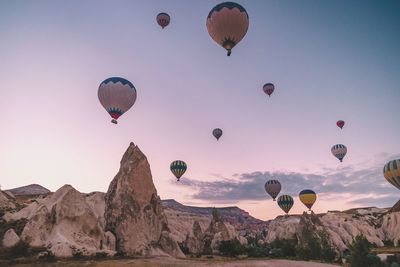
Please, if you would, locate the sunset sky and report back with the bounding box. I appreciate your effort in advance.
[1,0,399,220]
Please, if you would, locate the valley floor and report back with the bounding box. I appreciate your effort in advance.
[6,257,340,267]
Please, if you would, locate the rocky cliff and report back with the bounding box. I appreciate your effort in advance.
[2,185,115,257]
[265,208,400,254]
[104,142,184,257]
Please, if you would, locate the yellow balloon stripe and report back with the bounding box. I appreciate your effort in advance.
[299,194,316,205]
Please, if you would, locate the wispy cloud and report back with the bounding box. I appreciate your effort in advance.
[177,154,400,207]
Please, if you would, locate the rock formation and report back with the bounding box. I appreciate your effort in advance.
[264,208,400,254]
[0,190,15,209]
[104,142,184,257]
[2,229,20,247]
[3,185,115,257]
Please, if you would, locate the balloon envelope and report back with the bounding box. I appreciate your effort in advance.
[383,159,400,190]
[170,160,187,181]
[157,12,170,29]
[265,180,281,201]
[98,77,137,124]
[277,195,294,215]
[213,128,223,140]
[331,144,347,162]
[337,120,345,129]
[299,189,317,210]
[206,2,249,56]
[263,83,275,97]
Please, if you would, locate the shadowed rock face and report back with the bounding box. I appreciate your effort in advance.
[104,142,184,257]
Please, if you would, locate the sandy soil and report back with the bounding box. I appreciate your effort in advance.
[8,257,340,267]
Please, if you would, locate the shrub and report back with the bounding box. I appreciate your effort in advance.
[246,244,268,257]
[348,235,371,267]
[95,251,108,259]
[268,238,297,258]
[7,240,30,258]
[178,242,189,255]
[218,238,245,257]
[72,250,84,259]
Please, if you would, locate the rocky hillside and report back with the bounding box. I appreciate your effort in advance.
[5,184,50,196]
[265,207,400,255]
[1,142,399,260]
[162,199,268,233]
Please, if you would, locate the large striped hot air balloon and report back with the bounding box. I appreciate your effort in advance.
[263,83,275,97]
[157,12,170,29]
[213,128,223,140]
[206,2,249,56]
[265,180,281,201]
[299,189,317,211]
[277,195,294,215]
[170,160,187,181]
[331,144,347,162]
[383,159,400,190]
[98,77,137,124]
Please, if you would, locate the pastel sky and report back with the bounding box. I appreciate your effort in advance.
[1,0,399,220]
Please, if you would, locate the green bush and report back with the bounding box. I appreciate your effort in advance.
[178,242,190,255]
[95,251,108,259]
[246,244,268,257]
[218,238,245,257]
[268,238,297,258]
[348,235,372,267]
[7,240,30,258]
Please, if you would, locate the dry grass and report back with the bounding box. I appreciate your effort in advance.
[371,247,400,254]
[7,257,340,267]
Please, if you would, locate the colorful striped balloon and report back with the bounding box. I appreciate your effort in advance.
[383,159,400,190]
[331,144,347,162]
[277,195,294,215]
[206,2,249,56]
[299,189,317,211]
[98,77,137,124]
[170,160,187,181]
[265,180,281,201]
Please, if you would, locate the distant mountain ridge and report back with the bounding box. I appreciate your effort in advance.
[6,184,50,196]
[161,199,268,232]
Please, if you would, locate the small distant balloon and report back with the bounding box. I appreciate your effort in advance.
[277,195,294,215]
[98,77,137,124]
[170,160,187,181]
[265,180,281,201]
[331,144,347,162]
[337,120,345,129]
[263,83,275,97]
[212,128,223,140]
[299,189,317,211]
[157,13,170,29]
[383,159,400,191]
[206,2,249,56]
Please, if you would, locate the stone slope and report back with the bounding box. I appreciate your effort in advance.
[104,142,184,257]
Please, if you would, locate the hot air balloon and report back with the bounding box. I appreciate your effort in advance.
[277,195,294,215]
[299,189,317,211]
[206,2,249,56]
[383,159,400,190]
[265,180,281,201]
[213,128,223,140]
[331,144,347,162]
[98,77,137,124]
[263,83,274,97]
[337,120,345,129]
[157,12,170,29]
[170,160,187,181]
